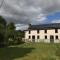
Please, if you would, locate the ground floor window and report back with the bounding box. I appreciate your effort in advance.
[29,36,31,39]
[32,35,35,39]
[55,35,58,39]
[37,36,39,39]
[45,35,47,39]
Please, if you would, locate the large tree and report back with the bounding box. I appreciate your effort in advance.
[0,16,6,47]
[0,16,6,33]
[6,22,16,45]
[0,16,6,26]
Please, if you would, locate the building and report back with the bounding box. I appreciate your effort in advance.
[24,23,60,43]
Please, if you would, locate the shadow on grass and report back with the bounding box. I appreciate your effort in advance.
[0,47,34,60]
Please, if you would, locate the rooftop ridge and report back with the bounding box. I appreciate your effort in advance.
[31,23,60,26]
[28,23,60,30]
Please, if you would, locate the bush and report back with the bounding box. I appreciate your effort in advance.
[0,33,5,47]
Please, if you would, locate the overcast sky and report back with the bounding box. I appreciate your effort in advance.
[0,0,60,30]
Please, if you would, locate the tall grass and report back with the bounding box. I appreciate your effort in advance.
[0,43,60,60]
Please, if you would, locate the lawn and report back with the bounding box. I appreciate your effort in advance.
[0,43,60,60]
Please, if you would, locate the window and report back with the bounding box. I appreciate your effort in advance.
[37,36,39,39]
[55,35,58,39]
[45,35,47,39]
[32,36,35,42]
[55,29,58,33]
[29,30,31,34]
[37,30,39,34]
[29,36,31,39]
[45,30,47,33]
[32,35,35,39]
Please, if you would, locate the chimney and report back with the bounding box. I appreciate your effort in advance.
[28,24,31,29]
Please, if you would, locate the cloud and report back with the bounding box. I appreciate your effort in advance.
[31,14,47,24]
[51,19,60,23]
[15,24,29,30]
[0,0,60,25]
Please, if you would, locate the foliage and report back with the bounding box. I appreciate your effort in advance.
[13,30,25,44]
[0,16,6,34]
[0,16,6,26]
[0,16,6,47]
[6,22,16,45]
[0,16,24,47]
[6,23,24,45]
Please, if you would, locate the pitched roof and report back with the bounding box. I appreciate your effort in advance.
[28,23,60,30]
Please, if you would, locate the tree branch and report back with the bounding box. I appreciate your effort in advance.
[0,0,4,8]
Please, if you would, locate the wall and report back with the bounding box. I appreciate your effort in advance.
[25,29,60,43]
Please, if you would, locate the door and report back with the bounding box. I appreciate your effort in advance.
[32,36,35,42]
[50,35,54,43]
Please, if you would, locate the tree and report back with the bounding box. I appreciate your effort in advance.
[0,0,4,8]
[0,16,6,26]
[0,16,6,47]
[0,16,6,34]
[6,22,16,45]
[15,30,24,44]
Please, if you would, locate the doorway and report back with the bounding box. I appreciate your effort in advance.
[50,35,54,43]
[32,36,35,42]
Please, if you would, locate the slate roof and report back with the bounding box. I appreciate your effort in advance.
[28,23,60,30]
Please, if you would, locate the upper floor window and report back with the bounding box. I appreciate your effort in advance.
[45,30,47,33]
[29,30,31,34]
[37,30,39,34]
[55,29,58,33]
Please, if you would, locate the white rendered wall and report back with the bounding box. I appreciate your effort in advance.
[25,29,60,43]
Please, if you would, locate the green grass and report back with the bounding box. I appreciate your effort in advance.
[0,43,60,60]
